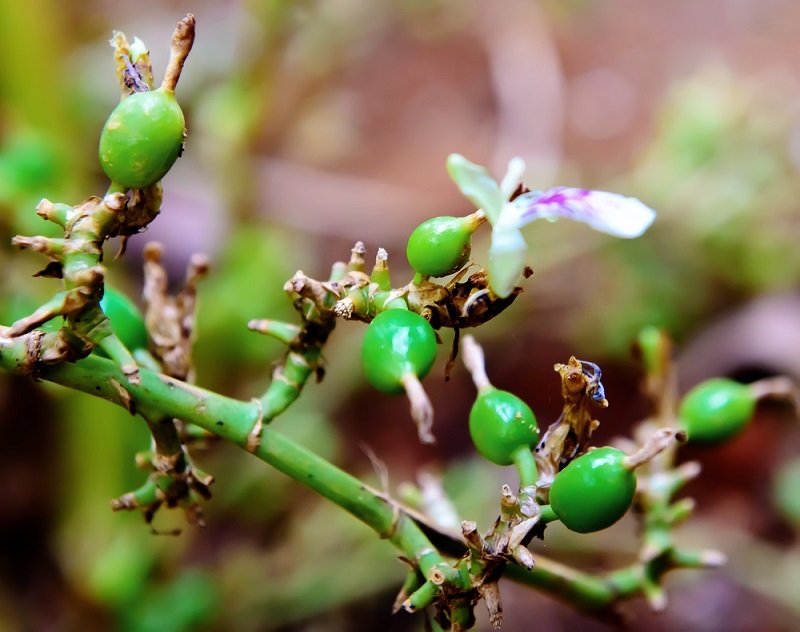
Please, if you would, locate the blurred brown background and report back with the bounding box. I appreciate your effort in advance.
[1,0,800,630]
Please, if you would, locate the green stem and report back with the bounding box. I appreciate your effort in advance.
[603,565,644,600]
[141,414,184,469]
[370,253,391,291]
[97,335,139,378]
[448,598,475,630]
[106,182,127,195]
[133,348,163,372]
[404,579,438,612]
[539,504,558,524]
[511,446,538,489]
[0,336,446,576]
[396,569,422,610]
[503,556,618,611]
[111,478,159,511]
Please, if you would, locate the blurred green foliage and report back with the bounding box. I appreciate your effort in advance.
[774,457,800,530]
[1,1,799,630]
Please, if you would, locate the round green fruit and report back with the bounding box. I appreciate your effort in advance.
[678,378,756,445]
[406,215,480,277]
[98,89,185,189]
[361,309,437,395]
[469,387,539,466]
[549,447,636,533]
[100,287,149,352]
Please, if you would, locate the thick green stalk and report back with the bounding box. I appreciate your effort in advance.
[503,557,617,611]
[143,415,184,464]
[0,334,445,576]
[511,447,538,489]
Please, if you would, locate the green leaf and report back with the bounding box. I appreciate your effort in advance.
[446,154,504,224]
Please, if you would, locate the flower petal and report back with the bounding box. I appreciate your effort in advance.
[488,225,527,299]
[500,157,526,200]
[515,187,656,238]
[446,154,505,224]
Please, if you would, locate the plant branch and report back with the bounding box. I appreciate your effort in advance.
[0,329,680,618]
[0,333,447,576]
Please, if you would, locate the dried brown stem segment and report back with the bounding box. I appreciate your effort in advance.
[462,335,491,392]
[143,241,208,382]
[623,428,685,470]
[749,376,797,406]
[162,14,196,92]
[402,373,435,444]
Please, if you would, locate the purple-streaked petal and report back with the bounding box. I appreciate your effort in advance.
[514,187,656,238]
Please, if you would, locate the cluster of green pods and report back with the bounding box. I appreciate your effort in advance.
[465,365,636,533]
[461,329,762,534]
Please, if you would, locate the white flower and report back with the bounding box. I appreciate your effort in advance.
[446,153,657,298]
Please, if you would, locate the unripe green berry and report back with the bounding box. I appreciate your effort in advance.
[406,214,482,277]
[100,287,149,352]
[549,447,636,533]
[98,88,185,189]
[469,387,539,466]
[678,378,756,445]
[361,309,437,395]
